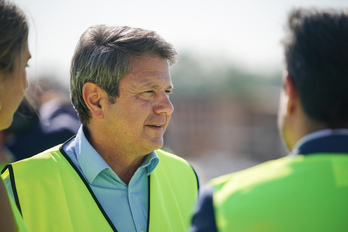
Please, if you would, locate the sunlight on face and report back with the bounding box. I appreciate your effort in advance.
[103,55,174,155]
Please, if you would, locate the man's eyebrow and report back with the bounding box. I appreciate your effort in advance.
[142,84,173,90]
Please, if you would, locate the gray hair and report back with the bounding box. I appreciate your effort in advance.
[70,25,178,125]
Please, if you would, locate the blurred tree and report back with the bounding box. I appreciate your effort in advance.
[170,52,281,98]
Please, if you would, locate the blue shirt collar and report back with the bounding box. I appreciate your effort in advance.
[290,129,348,156]
[71,126,159,184]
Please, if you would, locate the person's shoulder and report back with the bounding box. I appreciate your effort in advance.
[13,144,64,165]
[210,156,293,191]
[154,149,197,180]
[155,148,189,164]
[7,144,71,181]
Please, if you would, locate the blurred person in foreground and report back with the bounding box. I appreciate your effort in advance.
[191,8,348,232]
[4,78,79,161]
[0,0,31,231]
[2,25,199,232]
[0,130,15,170]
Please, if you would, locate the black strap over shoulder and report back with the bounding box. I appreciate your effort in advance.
[1,164,22,215]
[191,165,200,192]
[58,144,118,232]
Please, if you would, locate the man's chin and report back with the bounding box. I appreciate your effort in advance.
[148,138,164,151]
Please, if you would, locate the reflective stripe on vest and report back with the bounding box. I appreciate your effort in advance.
[4,145,198,232]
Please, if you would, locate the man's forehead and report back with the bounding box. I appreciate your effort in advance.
[137,76,173,88]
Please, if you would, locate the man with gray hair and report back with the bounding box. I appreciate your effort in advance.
[3,25,199,232]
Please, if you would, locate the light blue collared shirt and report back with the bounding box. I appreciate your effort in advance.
[63,126,159,232]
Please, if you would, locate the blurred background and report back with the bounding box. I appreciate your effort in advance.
[3,0,347,184]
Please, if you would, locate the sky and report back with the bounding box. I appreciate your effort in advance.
[14,0,348,85]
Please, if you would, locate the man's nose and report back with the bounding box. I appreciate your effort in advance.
[153,91,174,115]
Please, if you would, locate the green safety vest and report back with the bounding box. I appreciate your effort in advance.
[1,177,29,232]
[211,154,348,232]
[2,145,198,232]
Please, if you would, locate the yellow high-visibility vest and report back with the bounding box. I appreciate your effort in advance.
[211,154,348,232]
[0,177,29,232]
[2,145,198,232]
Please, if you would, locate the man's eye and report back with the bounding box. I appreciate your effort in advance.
[142,91,153,96]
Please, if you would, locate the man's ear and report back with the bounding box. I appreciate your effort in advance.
[285,74,298,115]
[82,82,105,119]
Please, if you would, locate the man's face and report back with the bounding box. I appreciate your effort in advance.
[103,55,174,155]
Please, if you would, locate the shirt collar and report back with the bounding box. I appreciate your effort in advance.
[72,126,109,183]
[290,129,348,156]
[143,151,159,176]
[71,125,159,183]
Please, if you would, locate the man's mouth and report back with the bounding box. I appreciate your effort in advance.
[146,118,166,129]
[148,124,163,128]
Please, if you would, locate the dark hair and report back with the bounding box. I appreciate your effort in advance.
[0,0,28,75]
[70,25,177,125]
[282,8,348,128]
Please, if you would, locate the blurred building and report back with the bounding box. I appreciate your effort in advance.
[164,87,287,183]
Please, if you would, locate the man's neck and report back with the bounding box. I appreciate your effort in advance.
[287,114,328,151]
[83,125,147,185]
[100,151,145,185]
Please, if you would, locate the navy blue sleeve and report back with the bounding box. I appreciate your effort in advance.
[190,185,217,232]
